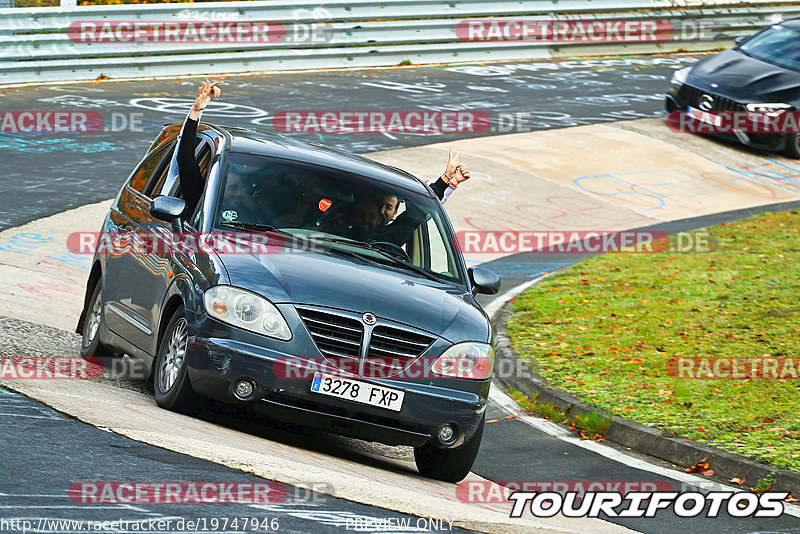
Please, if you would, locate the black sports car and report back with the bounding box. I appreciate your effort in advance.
[76,120,500,482]
[666,18,800,157]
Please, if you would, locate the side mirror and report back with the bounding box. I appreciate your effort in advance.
[734,36,746,45]
[468,267,501,295]
[149,196,186,233]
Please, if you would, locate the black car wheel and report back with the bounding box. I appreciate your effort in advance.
[80,283,114,360]
[785,134,800,159]
[154,307,203,414]
[414,415,485,483]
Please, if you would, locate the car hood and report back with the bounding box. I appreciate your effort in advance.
[215,246,490,343]
[687,49,800,103]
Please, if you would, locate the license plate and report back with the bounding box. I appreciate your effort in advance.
[687,106,721,126]
[310,372,404,412]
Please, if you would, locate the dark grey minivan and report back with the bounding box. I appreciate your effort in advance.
[76,122,500,482]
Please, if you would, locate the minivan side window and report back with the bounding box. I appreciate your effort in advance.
[148,139,212,199]
[127,142,174,193]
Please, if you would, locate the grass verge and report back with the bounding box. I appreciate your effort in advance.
[507,210,800,471]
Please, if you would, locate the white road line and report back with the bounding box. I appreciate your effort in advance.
[0,413,61,419]
[0,505,149,511]
[0,495,142,501]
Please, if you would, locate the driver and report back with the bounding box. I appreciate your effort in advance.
[219,168,262,223]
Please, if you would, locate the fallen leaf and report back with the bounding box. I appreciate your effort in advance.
[686,458,711,474]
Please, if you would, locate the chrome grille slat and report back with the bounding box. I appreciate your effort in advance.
[317,348,360,360]
[298,308,363,360]
[370,332,429,348]
[368,345,418,359]
[297,308,435,374]
[301,316,362,335]
[367,325,434,362]
[311,332,361,347]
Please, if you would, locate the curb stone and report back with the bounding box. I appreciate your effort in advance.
[492,298,800,498]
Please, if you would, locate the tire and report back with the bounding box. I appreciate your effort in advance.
[80,283,114,360]
[153,307,203,415]
[414,415,485,483]
[785,134,800,159]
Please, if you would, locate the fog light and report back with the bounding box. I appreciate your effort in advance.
[438,424,455,443]
[234,380,255,400]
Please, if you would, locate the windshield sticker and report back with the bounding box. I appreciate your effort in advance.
[318,198,333,212]
[221,210,238,222]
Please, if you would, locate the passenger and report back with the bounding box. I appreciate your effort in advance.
[176,80,221,219]
[180,81,473,241]
[379,150,471,226]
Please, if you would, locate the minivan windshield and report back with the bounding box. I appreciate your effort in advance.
[739,25,800,72]
[213,152,465,284]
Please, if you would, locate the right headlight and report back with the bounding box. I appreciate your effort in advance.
[203,285,291,341]
[431,342,495,380]
[745,102,792,115]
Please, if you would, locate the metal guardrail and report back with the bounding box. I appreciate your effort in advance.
[0,0,794,85]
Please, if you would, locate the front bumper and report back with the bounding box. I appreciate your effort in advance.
[184,312,490,448]
[665,92,789,152]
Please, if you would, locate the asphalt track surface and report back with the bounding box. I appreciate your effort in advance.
[0,386,468,533]
[0,53,700,231]
[3,55,800,533]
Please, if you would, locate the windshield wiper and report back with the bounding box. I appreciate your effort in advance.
[219,221,305,240]
[308,236,446,283]
[220,221,281,233]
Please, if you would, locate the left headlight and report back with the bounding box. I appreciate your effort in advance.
[670,66,691,87]
[203,285,292,341]
[431,342,495,380]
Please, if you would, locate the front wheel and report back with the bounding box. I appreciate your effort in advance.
[785,134,800,158]
[80,283,114,360]
[153,307,203,415]
[414,415,485,483]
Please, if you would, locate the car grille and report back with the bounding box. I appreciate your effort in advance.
[296,308,363,361]
[678,85,745,112]
[297,307,435,376]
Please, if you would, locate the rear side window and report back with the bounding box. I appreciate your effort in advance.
[128,142,174,193]
[148,139,212,199]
